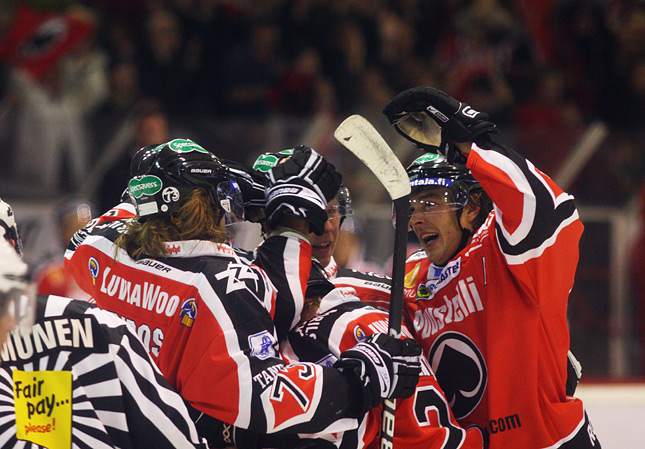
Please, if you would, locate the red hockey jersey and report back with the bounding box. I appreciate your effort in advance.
[283,289,485,449]
[324,256,392,312]
[403,141,595,448]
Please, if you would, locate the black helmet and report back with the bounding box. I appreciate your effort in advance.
[252,146,353,219]
[406,152,492,262]
[406,152,481,212]
[128,138,244,224]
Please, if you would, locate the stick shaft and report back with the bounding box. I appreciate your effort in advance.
[379,195,410,449]
[333,115,411,448]
[388,196,410,338]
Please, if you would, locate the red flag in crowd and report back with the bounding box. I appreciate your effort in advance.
[0,4,95,80]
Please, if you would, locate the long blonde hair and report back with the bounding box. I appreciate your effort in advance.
[116,188,228,260]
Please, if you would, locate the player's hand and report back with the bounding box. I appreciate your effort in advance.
[225,160,269,223]
[383,86,497,155]
[335,333,422,413]
[265,145,342,235]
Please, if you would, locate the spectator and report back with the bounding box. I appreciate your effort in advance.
[90,58,143,156]
[92,98,170,214]
[512,65,584,174]
[4,5,108,195]
[218,20,285,117]
[137,9,195,113]
[32,197,94,300]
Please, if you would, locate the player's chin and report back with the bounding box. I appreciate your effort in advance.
[312,242,332,258]
[422,241,447,265]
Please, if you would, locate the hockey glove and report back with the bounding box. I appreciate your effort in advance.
[383,86,497,159]
[265,145,342,235]
[225,160,269,223]
[335,333,422,414]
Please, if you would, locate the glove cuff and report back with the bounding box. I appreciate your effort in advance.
[266,182,326,211]
[335,359,381,416]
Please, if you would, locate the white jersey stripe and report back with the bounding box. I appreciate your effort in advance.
[500,210,580,265]
[114,346,196,447]
[473,143,538,243]
[117,336,200,442]
[195,277,253,430]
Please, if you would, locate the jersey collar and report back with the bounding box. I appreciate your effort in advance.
[163,240,238,258]
[324,257,338,279]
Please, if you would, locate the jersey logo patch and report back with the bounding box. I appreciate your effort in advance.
[249,331,276,360]
[353,325,367,342]
[179,299,197,327]
[215,263,259,294]
[428,331,487,419]
[88,257,99,285]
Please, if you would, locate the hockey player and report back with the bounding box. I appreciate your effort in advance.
[0,237,206,448]
[277,262,486,449]
[64,140,422,447]
[382,87,600,448]
[252,150,392,311]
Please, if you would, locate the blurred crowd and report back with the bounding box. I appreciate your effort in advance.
[1,0,645,376]
[1,0,644,201]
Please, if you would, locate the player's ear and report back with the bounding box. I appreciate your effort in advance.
[461,193,481,232]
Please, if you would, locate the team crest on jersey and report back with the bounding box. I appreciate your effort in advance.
[354,325,367,342]
[429,331,487,419]
[179,299,197,327]
[249,331,276,360]
[88,257,99,285]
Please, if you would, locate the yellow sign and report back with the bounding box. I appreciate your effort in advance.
[14,370,72,449]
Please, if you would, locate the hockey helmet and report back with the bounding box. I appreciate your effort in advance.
[406,152,480,218]
[0,197,23,256]
[0,238,34,334]
[252,147,353,219]
[128,139,244,225]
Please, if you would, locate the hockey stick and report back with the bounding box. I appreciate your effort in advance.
[334,115,411,449]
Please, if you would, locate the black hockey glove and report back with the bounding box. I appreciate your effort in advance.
[383,86,497,160]
[265,145,342,235]
[225,159,269,223]
[335,333,422,414]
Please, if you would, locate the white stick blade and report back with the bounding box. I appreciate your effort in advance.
[334,115,411,200]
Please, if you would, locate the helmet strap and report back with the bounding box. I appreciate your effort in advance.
[201,185,226,224]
